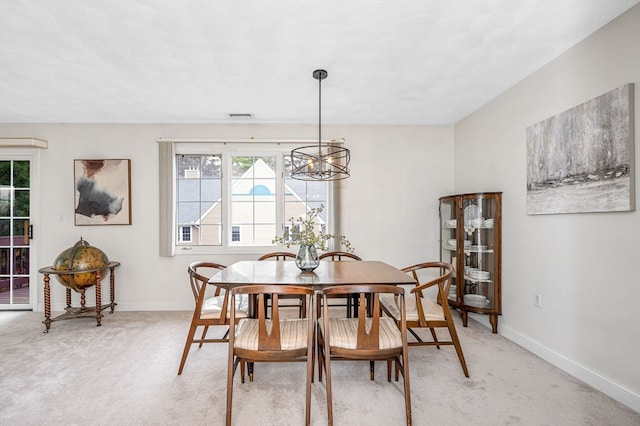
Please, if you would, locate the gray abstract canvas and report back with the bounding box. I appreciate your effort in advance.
[526,83,635,214]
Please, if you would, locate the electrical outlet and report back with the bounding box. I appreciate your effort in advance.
[534,293,542,308]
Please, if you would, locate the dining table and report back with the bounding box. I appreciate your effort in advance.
[209,260,415,379]
[207,259,416,291]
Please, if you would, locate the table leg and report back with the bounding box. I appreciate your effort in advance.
[43,274,51,332]
[95,270,102,326]
[109,266,116,313]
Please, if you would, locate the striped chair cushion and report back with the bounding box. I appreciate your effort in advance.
[319,317,402,350]
[201,294,249,319]
[380,293,444,322]
[233,318,309,350]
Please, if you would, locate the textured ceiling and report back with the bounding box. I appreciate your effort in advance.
[0,0,638,125]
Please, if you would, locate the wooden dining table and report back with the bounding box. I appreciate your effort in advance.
[209,260,415,378]
[208,260,416,291]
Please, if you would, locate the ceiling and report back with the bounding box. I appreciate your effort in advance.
[1,0,638,125]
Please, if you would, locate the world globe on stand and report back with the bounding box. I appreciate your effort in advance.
[52,238,109,291]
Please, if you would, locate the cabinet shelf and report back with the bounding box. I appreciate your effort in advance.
[439,192,502,333]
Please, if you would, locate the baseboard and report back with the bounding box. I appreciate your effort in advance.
[499,323,640,413]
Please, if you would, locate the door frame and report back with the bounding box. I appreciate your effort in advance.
[0,148,41,311]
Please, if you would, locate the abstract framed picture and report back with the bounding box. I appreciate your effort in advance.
[526,83,635,215]
[74,159,132,225]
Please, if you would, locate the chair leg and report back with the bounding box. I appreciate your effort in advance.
[226,355,235,425]
[429,327,441,349]
[305,335,314,425]
[401,350,412,426]
[323,332,334,426]
[177,321,199,375]
[198,325,209,348]
[370,361,375,380]
[311,328,316,384]
[317,323,324,382]
[447,321,470,377]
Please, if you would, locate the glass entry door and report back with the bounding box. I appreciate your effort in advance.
[0,160,32,308]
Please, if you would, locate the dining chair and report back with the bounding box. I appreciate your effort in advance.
[380,261,469,377]
[177,261,249,375]
[317,284,412,426]
[226,284,315,426]
[317,251,362,318]
[257,252,305,317]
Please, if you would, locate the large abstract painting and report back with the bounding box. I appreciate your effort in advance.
[74,159,131,225]
[526,83,635,214]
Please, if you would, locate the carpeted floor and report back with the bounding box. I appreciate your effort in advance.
[0,310,638,426]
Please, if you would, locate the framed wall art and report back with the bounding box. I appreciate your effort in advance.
[74,159,132,225]
[526,83,635,214]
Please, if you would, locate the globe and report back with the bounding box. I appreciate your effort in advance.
[52,238,109,291]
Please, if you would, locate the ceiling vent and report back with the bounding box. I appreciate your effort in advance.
[227,113,254,119]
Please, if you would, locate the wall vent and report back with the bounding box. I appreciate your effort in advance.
[227,113,254,119]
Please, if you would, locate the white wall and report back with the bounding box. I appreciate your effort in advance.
[0,122,453,311]
[454,5,640,411]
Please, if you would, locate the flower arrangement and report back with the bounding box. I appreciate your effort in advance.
[273,205,353,252]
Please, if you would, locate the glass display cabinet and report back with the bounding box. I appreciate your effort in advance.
[439,192,502,333]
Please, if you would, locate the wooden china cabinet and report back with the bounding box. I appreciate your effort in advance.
[439,192,502,333]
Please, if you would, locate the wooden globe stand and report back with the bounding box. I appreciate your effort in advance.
[38,261,120,332]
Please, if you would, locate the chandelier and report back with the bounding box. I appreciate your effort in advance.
[290,69,350,181]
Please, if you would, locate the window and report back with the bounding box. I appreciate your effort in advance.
[179,226,192,243]
[161,141,337,255]
[231,226,240,242]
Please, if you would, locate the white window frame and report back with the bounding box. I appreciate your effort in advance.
[159,139,343,257]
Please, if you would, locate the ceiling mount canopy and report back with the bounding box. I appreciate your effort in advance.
[290,69,350,181]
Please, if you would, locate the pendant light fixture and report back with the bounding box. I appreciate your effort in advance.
[290,69,350,181]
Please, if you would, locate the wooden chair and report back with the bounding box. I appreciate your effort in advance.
[177,261,249,375]
[317,251,363,318]
[380,261,469,377]
[257,252,305,317]
[317,284,412,426]
[318,251,362,262]
[226,285,315,426]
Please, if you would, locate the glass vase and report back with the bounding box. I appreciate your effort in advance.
[295,244,319,272]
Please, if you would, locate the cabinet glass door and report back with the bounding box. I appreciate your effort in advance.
[439,197,458,303]
[461,196,496,310]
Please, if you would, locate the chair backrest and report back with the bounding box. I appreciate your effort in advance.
[319,251,362,261]
[230,285,314,351]
[257,252,296,261]
[188,261,226,302]
[322,284,406,351]
[401,261,453,299]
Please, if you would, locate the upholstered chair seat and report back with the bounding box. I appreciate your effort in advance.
[233,318,309,350]
[201,294,250,319]
[380,293,445,322]
[319,316,403,350]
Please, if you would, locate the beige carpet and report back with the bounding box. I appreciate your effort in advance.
[1,310,638,426]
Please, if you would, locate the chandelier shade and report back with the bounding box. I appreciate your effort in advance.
[290,69,351,181]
